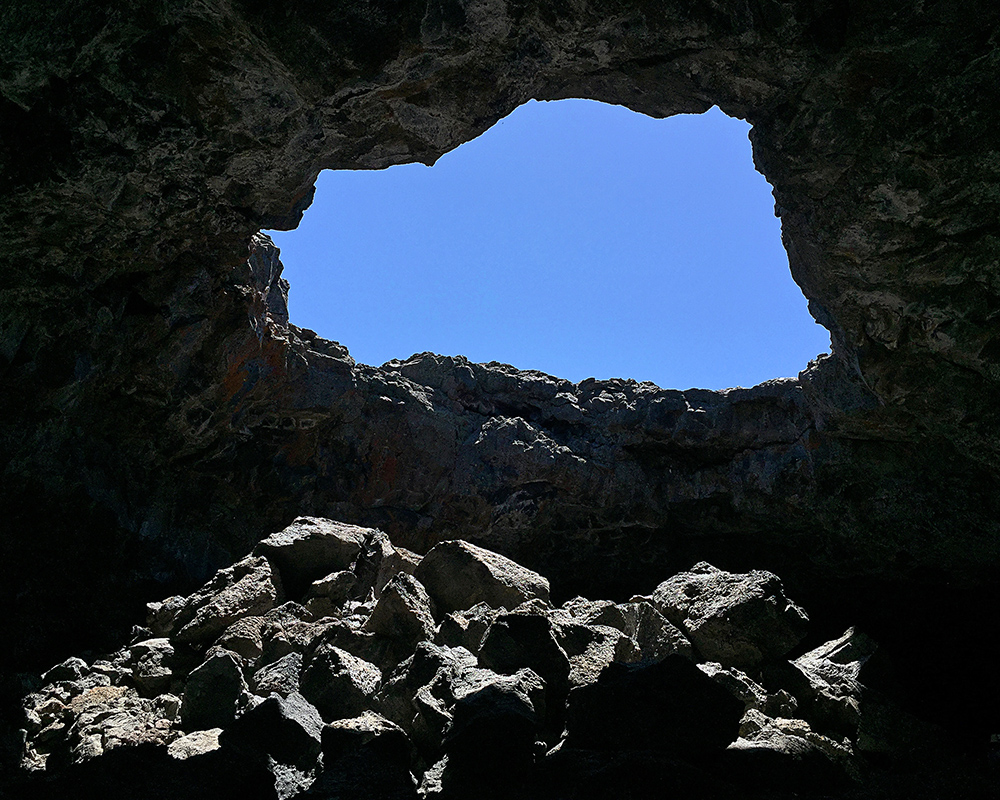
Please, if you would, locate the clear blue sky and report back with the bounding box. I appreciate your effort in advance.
[267,100,829,390]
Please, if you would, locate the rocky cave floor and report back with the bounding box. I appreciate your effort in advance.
[14,517,997,798]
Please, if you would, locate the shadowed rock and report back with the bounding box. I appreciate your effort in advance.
[299,642,381,722]
[181,651,247,731]
[220,691,322,768]
[168,556,284,646]
[253,518,372,599]
[362,572,436,669]
[563,655,743,754]
[307,712,417,799]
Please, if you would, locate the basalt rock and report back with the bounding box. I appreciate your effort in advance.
[16,526,997,797]
[652,562,809,669]
[4,1,1000,796]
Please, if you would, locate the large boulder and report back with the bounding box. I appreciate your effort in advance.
[720,710,859,794]
[434,602,499,655]
[555,597,693,665]
[22,684,180,771]
[168,556,284,646]
[549,621,639,688]
[376,643,480,745]
[299,642,381,722]
[251,652,304,699]
[253,517,372,598]
[563,655,743,754]
[128,638,178,697]
[415,540,550,616]
[220,691,323,768]
[652,562,809,669]
[181,651,248,731]
[790,627,878,736]
[362,572,437,669]
[420,670,546,799]
[306,712,417,799]
[478,612,570,732]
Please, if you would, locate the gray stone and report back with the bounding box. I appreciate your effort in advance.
[307,712,417,799]
[221,691,323,768]
[791,627,877,736]
[168,728,223,760]
[376,643,479,745]
[697,661,800,718]
[41,657,89,684]
[252,652,303,699]
[260,603,334,664]
[181,651,248,731]
[415,540,550,616]
[22,684,179,771]
[362,572,436,668]
[304,570,359,618]
[299,642,381,721]
[653,562,809,669]
[478,612,569,736]
[434,603,498,655]
[724,710,859,793]
[421,669,546,798]
[215,616,266,662]
[147,596,188,638]
[604,600,694,662]
[173,555,284,646]
[253,517,371,598]
[552,621,639,687]
[128,638,176,697]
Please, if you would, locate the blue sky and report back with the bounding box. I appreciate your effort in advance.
[267,100,830,390]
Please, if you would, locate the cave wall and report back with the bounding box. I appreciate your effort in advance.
[2,0,1000,763]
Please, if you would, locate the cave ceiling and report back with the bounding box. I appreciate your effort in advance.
[1,0,998,723]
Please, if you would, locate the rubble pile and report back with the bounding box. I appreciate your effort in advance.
[21,517,970,798]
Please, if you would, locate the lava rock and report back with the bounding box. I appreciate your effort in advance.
[790,627,878,736]
[251,652,304,699]
[442,668,545,765]
[653,562,808,669]
[563,655,743,754]
[172,556,284,646]
[167,728,223,761]
[720,710,858,794]
[434,602,499,655]
[221,691,323,768]
[376,643,479,744]
[128,638,177,697]
[41,657,90,684]
[478,612,570,731]
[253,517,371,599]
[362,572,436,668]
[552,621,639,687]
[299,642,381,721]
[304,570,360,618]
[181,651,248,731]
[415,540,550,616]
[307,712,417,799]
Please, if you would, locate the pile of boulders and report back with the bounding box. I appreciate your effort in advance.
[20,517,938,798]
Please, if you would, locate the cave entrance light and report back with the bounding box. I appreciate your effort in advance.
[266,100,831,391]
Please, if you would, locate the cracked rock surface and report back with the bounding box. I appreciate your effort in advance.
[21,517,992,798]
[2,0,1000,795]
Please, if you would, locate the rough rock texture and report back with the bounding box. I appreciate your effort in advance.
[653,561,809,669]
[3,1,1000,796]
[415,539,551,615]
[14,520,998,797]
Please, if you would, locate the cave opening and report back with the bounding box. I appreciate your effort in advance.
[267,100,830,390]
